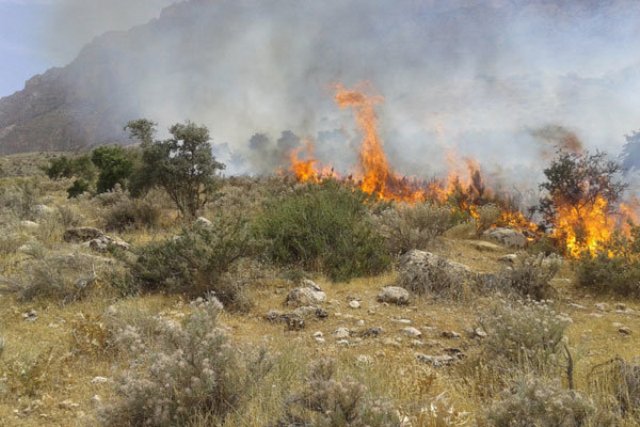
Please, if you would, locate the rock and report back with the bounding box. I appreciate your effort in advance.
[87,235,130,252]
[383,338,401,348]
[498,254,518,264]
[334,327,351,339]
[568,303,587,310]
[286,281,326,307]
[63,227,105,243]
[20,220,39,230]
[337,339,350,346]
[286,316,305,331]
[469,240,502,252]
[471,328,487,339]
[392,318,412,325]
[595,303,609,312]
[356,354,373,365]
[34,204,55,216]
[377,286,411,305]
[619,326,632,336]
[441,331,461,339]
[90,376,109,385]
[483,227,527,248]
[193,216,213,228]
[313,331,324,338]
[264,310,284,322]
[349,300,361,309]
[292,306,327,319]
[356,319,365,327]
[411,340,425,347]
[22,309,38,322]
[402,327,422,337]
[396,250,472,296]
[415,353,456,367]
[90,395,102,407]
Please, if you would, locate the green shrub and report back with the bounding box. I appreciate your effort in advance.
[99,300,272,427]
[275,358,400,427]
[67,178,91,198]
[256,180,390,281]
[490,254,561,300]
[375,202,460,255]
[132,214,255,309]
[485,376,596,427]
[576,252,640,297]
[91,146,135,193]
[44,154,95,181]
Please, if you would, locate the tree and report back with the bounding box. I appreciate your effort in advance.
[125,119,225,219]
[91,146,135,193]
[538,150,627,228]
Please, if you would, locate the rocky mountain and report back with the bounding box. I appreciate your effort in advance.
[1,0,639,160]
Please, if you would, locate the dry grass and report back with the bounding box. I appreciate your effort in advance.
[1,153,640,426]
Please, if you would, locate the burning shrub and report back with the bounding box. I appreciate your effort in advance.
[537,149,627,257]
[274,358,400,427]
[256,180,390,281]
[132,213,255,310]
[99,300,272,427]
[484,376,596,427]
[375,202,461,255]
[475,203,501,234]
[478,299,571,374]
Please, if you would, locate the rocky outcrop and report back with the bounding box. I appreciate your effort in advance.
[483,227,527,248]
[397,250,472,297]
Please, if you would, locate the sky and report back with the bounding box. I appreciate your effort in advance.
[0,0,176,97]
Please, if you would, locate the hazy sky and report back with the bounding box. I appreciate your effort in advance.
[0,0,176,97]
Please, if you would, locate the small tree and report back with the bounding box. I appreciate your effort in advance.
[125,119,225,219]
[538,150,627,242]
[91,146,134,193]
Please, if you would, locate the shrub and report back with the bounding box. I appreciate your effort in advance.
[17,253,109,303]
[256,180,390,281]
[67,178,91,198]
[0,178,41,219]
[491,254,561,300]
[0,349,54,398]
[104,197,161,231]
[132,214,255,309]
[476,204,501,234]
[485,376,595,427]
[576,252,640,298]
[375,202,460,255]
[99,300,272,427]
[396,250,468,299]
[91,146,135,193]
[275,358,400,427]
[44,154,96,181]
[478,299,571,373]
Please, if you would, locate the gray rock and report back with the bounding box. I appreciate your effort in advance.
[441,331,461,339]
[619,326,632,336]
[356,354,373,365]
[334,327,351,339]
[337,339,350,346]
[286,282,326,307]
[22,309,38,322]
[63,227,105,243]
[349,300,361,309]
[483,227,527,248]
[498,254,518,264]
[402,327,422,337]
[360,327,384,338]
[87,235,130,252]
[595,303,609,312]
[469,240,502,252]
[20,220,39,230]
[193,216,213,228]
[90,376,109,384]
[377,286,411,305]
[34,204,55,216]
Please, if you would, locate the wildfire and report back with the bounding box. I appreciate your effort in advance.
[286,82,639,257]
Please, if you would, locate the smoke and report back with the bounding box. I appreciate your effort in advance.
[42,0,640,186]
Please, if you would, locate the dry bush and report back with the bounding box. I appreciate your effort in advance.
[488,254,561,300]
[17,253,113,304]
[484,376,597,427]
[0,178,41,220]
[475,204,501,234]
[589,358,640,422]
[396,250,469,299]
[275,358,400,427]
[104,196,161,231]
[375,202,460,255]
[478,299,571,374]
[0,348,54,399]
[99,300,272,427]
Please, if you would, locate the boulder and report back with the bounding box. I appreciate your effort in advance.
[377,286,411,305]
[20,220,39,230]
[87,235,130,252]
[193,216,213,229]
[285,280,326,307]
[483,227,527,248]
[498,254,518,264]
[397,250,471,297]
[64,227,105,243]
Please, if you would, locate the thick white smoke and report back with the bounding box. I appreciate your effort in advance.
[42,0,640,187]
